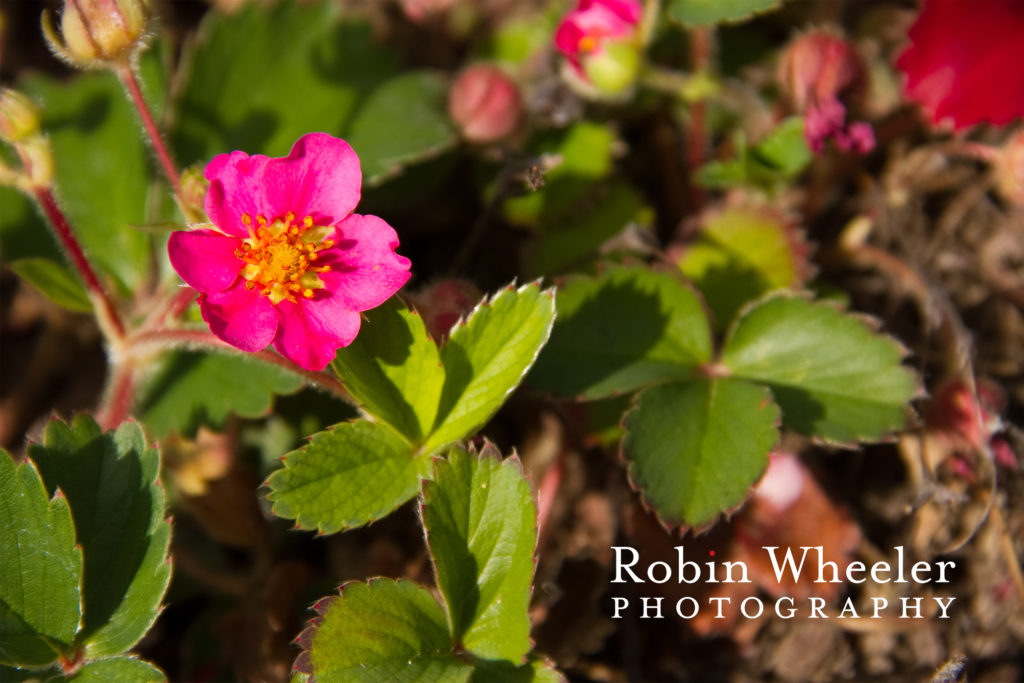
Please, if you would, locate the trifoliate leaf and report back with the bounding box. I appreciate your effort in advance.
[0,453,82,668]
[622,378,780,528]
[529,266,711,400]
[421,445,536,663]
[266,420,431,534]
[720,295,918,442]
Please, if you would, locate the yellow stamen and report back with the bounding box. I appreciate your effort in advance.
[235,213,333,303]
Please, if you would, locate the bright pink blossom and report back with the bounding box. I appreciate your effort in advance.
[168,133,411,371]
[554,0,641,71]
[896,0,1024,130]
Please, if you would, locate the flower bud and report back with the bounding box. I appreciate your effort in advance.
[408,279,482,341]
[581,40,640,96]
[777,28,874,154]
[777,28,865,113]
[0,89,42,144]
[43,0,148,69]
[20,137,56,188]
[448,65,523,144]
[180,165,210,220]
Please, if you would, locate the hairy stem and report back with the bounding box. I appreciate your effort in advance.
[126,328,354,404]
[98,363,137,429]
[117,65,199,222]
[33,186,126,341]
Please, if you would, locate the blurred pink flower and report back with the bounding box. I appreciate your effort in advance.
[896,0,1024,130]
[778,29,874,154]
[554,0,641,72]
[168,133,411,371]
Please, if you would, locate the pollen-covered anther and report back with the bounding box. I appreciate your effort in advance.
[235,212,333,304]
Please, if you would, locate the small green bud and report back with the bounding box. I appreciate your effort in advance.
[582,40,641,96]
[0,89,42,144]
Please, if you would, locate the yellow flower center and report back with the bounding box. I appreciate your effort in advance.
[578,35,598,54]
[234,212,334,305]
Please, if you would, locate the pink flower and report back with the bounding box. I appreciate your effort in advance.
[554,0,641,71]
[555,0,642,94]
[777,28,875,154]
[168,133,411,371]
[896,0,1024,130]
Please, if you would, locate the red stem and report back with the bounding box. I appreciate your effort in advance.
[98,364,136,429]
[127,328,353,403]
[117,66,183,202]
[33,186,126,339]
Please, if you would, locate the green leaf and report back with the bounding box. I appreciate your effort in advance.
[668,0,782,26]
[172,1,399,163]
[0,452,82,668]
[331,297,444,444]
[421,445,536,662]
[64,656,165,682]
[529,266,712,400]
[677,206,810,327]
[345,71,458,187]
[470,657,565,683]
[695,118,811,191]
[423,282,556,454]
[9,258,92,313]
[4,72,155,290]
[306,579,472,683]
[136,350,305,439]
[753,116,812,178]
[29,417,170,658]
[622,378,780,528]
[720,295,918,442]
[266,421,431,534]
[525,181,652,278]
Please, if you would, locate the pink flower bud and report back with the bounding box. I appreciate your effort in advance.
[448,65,523,144]
[778,28,865,113]
[0,89,41,144]
[409,279,482,340]
[43,0,148,69]
[778,28,874,155]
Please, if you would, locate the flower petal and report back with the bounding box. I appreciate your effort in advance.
[204,150,272,237]
[897,0,1024,130]
[199,284,278,352]
[168,228,243,293]
[321,213,412,312]
[272,296,362,371]
[260,133,362,225]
